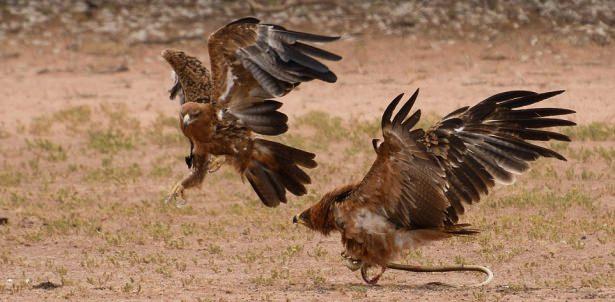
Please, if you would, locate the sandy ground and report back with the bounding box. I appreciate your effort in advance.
[0,30,614,301]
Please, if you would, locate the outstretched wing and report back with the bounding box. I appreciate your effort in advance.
[350,89,575,229]
[207,17,341,109]
[164,51,214,105]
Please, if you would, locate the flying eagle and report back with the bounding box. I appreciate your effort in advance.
[162,17,341,206]
[294,89,575,285]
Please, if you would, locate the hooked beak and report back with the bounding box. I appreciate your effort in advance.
[292,214,307,226]
[182,114,192,127]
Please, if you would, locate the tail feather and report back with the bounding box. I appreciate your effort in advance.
[255,139,317,168]
[245,139,316,207]
[444,224,480,236]
[246,162,286,206]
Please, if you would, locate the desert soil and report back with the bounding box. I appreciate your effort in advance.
[0,27,614,301]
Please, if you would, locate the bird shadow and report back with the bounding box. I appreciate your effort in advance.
[343,281,461,292]
[303,281,467,293]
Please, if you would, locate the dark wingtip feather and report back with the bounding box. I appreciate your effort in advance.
[294,42,342,61]
[318,71,337,83]
[403,109,422,132]
[549,149,567,161]
[228,17,260,26]
[502,90,566,109]
[277,29,341,42]
[479,90,537,106]
[382,93,404,129]
[392,89,419,127]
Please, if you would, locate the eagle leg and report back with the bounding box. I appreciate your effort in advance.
[361,264,386,285]
[165,153,208,206]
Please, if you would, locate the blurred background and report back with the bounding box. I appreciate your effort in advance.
[2,0,614,123]
[1,0,614,45]
[1,1,613,301]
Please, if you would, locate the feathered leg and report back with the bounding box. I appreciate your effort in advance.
[165,154,209,206]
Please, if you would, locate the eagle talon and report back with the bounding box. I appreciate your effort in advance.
[165,182,187,207]
[361,264,386,285]
[343,258,362,272]
[341,251,362,271]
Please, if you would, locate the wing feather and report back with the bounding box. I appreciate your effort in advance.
[208,17,340,108]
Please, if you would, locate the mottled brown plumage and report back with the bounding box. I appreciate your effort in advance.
[294,89,575,284]
[162,17,340,207]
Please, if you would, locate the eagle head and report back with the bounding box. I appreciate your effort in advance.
[180,102,206,128]
[293,183,356,235]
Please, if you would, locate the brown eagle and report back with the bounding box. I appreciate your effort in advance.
[162,17,341,206]
[294,89,575,285]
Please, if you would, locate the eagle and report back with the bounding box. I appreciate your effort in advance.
[293,89,575,285]
[162,17,341,206]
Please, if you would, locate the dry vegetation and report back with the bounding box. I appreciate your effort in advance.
[0,99,613,300]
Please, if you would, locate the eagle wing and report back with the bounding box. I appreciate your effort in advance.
[207,17,341,109]
[166,52,214,105]
[349,89,575,229]
[168,71,185,105]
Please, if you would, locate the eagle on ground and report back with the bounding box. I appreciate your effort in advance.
[294,89,575,284]
[162,17,341,206]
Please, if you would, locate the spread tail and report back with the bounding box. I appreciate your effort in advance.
[244,139,317,207]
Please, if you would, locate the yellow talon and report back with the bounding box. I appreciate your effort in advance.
[165,182,186,207]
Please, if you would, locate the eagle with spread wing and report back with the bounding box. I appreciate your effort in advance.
[294,89,575,285]
[162,17,341,206]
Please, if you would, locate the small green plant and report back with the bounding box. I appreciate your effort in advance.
[0,169,22,187]
[87,128,136,154]
[85,159,142,184]
[54,105,92,125]
[206,244,223,255]
[29,115,54,135]
[26,138,67,161]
